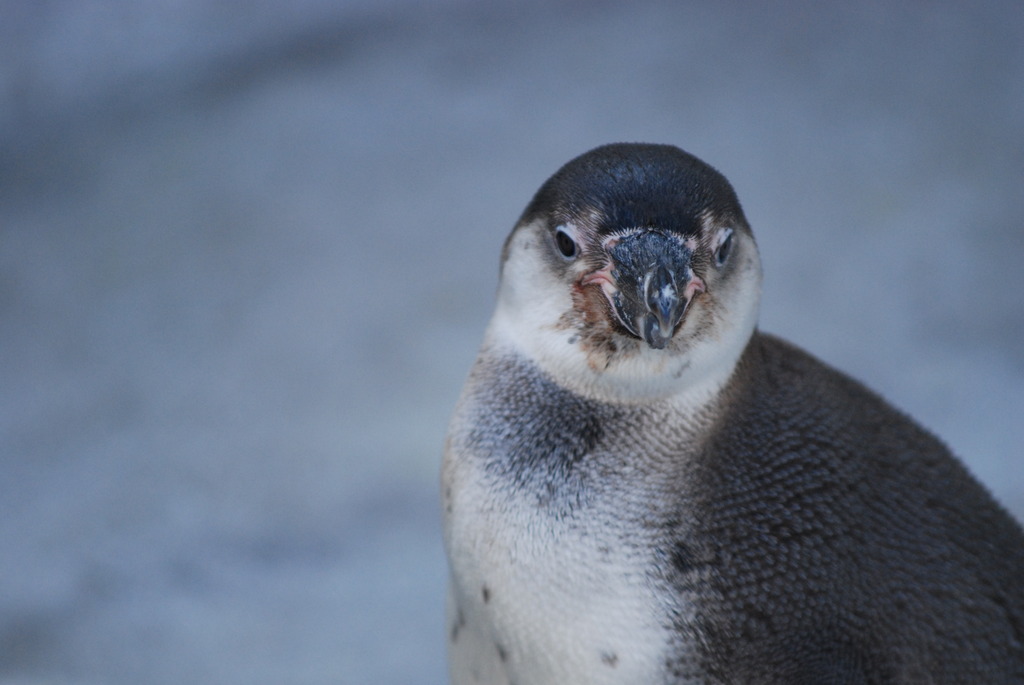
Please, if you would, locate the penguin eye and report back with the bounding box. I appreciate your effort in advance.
[554,227,578,259]
[714,229,734,267]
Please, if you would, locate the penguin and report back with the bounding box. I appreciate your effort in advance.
[441,143,1024,684]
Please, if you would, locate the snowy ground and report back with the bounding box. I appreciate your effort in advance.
[1,1,1022,683]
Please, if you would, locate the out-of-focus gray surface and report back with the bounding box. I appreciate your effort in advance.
[1,2,1022,683]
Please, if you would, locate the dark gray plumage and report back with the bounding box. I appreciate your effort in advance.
[442,143,1024,684]
[672,333,1024,682]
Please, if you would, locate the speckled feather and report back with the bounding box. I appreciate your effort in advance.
[446,333,1024,683]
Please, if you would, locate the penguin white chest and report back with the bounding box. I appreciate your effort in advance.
[444,467,674,685]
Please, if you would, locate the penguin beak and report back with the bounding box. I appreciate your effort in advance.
[602,230,705,349]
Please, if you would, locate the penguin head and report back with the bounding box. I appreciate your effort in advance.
[489,143,762,404]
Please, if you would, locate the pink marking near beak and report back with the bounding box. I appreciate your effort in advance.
[581,264,616,290]
[684,275,706,300]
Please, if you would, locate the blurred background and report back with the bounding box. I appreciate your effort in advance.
[1,1,1022,683]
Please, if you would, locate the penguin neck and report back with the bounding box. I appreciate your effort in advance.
[485,303,752,413]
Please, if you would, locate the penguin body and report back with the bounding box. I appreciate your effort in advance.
[442,144,1024,684]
